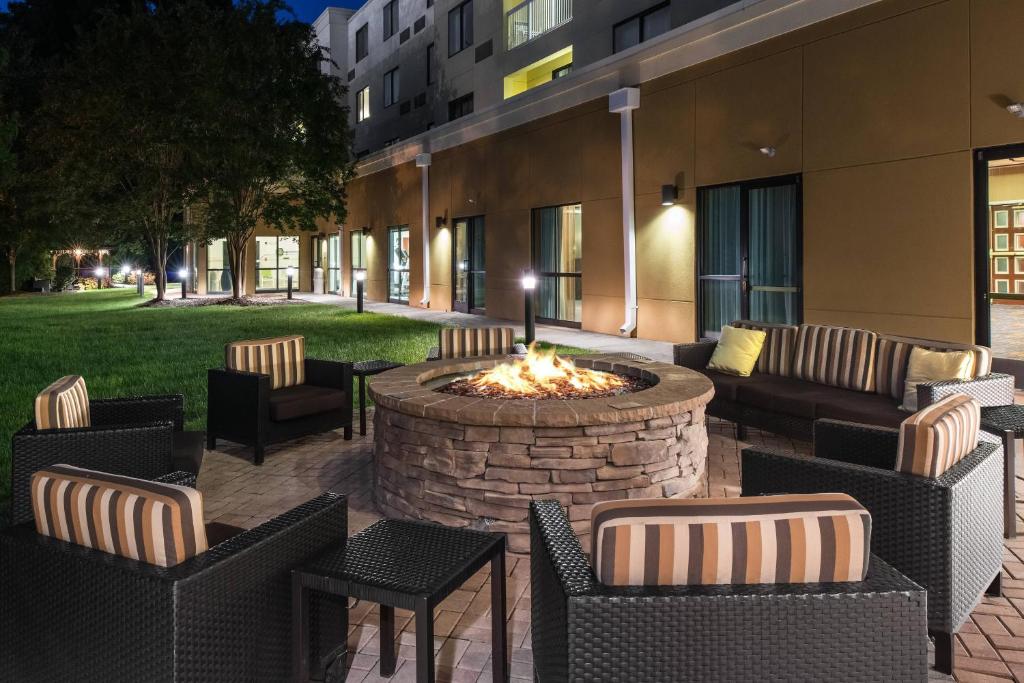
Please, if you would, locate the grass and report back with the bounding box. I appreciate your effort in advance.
[0,289,589,502]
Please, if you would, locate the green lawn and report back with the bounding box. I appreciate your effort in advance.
[0,289,588,502]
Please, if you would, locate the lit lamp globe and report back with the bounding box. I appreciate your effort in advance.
[120,264,132,276]
[286,266,296,278]
[354,269,367,282]
[521,273,537,290]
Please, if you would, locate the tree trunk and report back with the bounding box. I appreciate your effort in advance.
[226,234,248,300]
[7,246,15,294]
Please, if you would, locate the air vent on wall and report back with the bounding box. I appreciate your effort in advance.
[400,28,410,44]
[347,69,355,82]
[414,16,426,33]
[475,39,493,63]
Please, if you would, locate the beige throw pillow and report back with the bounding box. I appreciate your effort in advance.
[901,347,974,412]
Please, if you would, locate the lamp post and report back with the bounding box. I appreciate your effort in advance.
[521,271,537,345]
[134,269,143,296]
[95,266,107,289]
[120,264,131,288]
[354,268,366,313]
[178,268,189,300]
[286,266,295,300]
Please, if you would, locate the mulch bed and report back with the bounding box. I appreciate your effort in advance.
[141,295,309,308]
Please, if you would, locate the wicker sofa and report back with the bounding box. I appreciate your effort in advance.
[674,320,1015,440]
[426,326,527,361]
[529,500,928,682]
[0,471,349,682]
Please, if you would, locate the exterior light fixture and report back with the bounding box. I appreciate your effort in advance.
[522,271,537,345]
[1007,103,1024,119]
[95,266,107,289]
[435,216,446,229]
[120,264,131,276]
[354,268,366,313]
[286,266,295,299]
[133,269,144,296]
[661,184,678,206]
[759,146,777,158]
[178,268,189,299]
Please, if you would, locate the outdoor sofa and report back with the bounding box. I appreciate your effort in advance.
[207,335,353,465]
[674,320,1015,440]
[426,326,527,360]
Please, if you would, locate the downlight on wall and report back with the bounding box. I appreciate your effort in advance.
[661,184,678,206]
[1007,103,1024,119]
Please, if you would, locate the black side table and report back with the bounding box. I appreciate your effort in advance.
[980,405,1023,539]
[292,519,508,683]
[352,360,404,436]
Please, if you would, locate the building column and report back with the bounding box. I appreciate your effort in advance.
[416,152,432,307]
[609,87,640,337]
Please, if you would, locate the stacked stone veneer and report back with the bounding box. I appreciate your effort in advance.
[369,356,714,554]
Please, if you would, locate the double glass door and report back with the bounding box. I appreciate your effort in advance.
[312,235,341,294]
[388,226,410,304]
[697,176,802,338]
[532,204,582,327]
[453,216,485,313]
[255,235,300,292]
[350,231,366,295]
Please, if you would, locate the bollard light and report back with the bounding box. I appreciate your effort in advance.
[133,269,144,296]
[354,268,366,313]
[178,268,189,299]
[286,266,295,300]
[95,266,108,289]
[521,271,537,345]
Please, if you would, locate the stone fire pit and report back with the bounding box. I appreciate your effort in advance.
[368,355,714,553]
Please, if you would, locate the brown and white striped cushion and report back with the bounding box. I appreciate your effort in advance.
[792,324,878,392]
[591,493,871,587]
[734,321,798,376]
[34,375,91,430]
[31,465,208,567]
[225,335,305,389]
[896,393,980,479]
[875,335,993,400]
[438,327,516,359]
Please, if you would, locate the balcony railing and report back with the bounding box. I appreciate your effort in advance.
[506,0,572,50]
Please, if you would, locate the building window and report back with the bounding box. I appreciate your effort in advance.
[1015,256,1024,274]
[994,209,1010,229]
[1015,209,1024,227]
[448,92,473,121]
[448,0,473,56]
[995,256,1010,274]
[350,230,367,294]
[206,238,231,294]
[613,3,671,53]
[383,0,398,40]
[532,204,582,327]
[388,226,411,304]
[552,63,572,79]
[356,86,371,121]
[426,43,435,84]
[383,68,400,108]
[356,23,368,61]
[995,233,1010,251]
[1016,280,1024,294]
[996,279,1010,294]
[255,235,300,292]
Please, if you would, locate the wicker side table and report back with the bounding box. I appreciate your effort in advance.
[980,405,1023,539]
[292,519,508,683]
[352,360,405,435]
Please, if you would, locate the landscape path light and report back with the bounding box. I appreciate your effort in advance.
[354,268,366,313]
[521,271,537,345]
[178,268,189,300]
[286,266,295,300]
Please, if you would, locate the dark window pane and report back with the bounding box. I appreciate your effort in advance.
[463,0,473,47]
[356,24,368,61]
[448,6,461,55]
[641,4,671,40]
[701,280,742,338]
[613,19,639,53]
[426,43,435,84]
[699,186,742,276]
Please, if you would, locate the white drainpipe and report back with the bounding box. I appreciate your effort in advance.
[416,152,432,307]
[609,87,640,336]
[337,226,344,295]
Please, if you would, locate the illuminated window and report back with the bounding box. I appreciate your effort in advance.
[995,256,1010,274]
[995,279,1010,294]
[995,210,1009,228]
[1015,209,1024,227]
[1017,280,1024,294]
[1016,257,1024,273]
[357,86,371,121]
[995,233,1010,251]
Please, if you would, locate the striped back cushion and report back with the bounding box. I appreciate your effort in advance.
[792,324,878,392]
[439,327,516,358]
[734,321,798,376]
[31,465,208,567]
[225,335,305,389]
[875,335,993,400]
[896,393,980,478]
[34,375,91,430]
[591,493,871,587]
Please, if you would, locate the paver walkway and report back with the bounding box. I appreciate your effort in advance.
[200,414,1021,682]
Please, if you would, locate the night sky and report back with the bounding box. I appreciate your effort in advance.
[0,1,368,24]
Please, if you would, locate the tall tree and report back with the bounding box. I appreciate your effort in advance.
[194,0,354,299]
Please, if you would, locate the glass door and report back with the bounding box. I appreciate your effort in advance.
[327,234,340,294]
[452,216,486,313]
[206,238,231,294]
[697,176,801,338]
[350,231,366,295]
[388,226,410,304]
[255,235,300,292]
[532,204,582,327]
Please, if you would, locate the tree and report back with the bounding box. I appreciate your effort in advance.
[194,0,354,299]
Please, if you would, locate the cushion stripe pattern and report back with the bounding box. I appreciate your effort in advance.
[792,325,878,392]
[875,336,993,399]
[31,465,208,568]
[34,375,91,430]
[896,393,980,479]
[591,493,871,587]
[438,327,516,359]
[225,335,305,389]
[734,322,798,376]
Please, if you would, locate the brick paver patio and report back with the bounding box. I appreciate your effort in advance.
[198,413,1022,682]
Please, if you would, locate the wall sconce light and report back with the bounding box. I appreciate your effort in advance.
[661,184,678,206]
[435,216,446,229]
[1007,103,1024,119]
[759,146,777,158]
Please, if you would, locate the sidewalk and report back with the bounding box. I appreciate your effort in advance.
[296,293,675,362]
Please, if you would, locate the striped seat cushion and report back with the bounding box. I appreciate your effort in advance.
[591,493,871,587]
[438,327,516,359]
[34,375,91,430]
[734,321,798,376]
[875,335,993,400]
[31,465,208,567]
[896,393,980,479]
[225,335,305,389]
[792,324,878,392]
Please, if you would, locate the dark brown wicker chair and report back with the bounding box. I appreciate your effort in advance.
[742,420,1004,674]
[10,393,203,526]
[0,471,349,682]
[207,358,353,465]
[529,500,928,683]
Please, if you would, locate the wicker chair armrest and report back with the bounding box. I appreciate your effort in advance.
[918,372,1015,408]
[90,395,185,431]
[812,419,900,469]
[154,470,197,488]
[304,358,354,392]
[426,346,440,361]
[673,340,717,369]
[207,367,269,431]
[529,500,600,596]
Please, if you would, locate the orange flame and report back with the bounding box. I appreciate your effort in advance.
[466,343,625,397]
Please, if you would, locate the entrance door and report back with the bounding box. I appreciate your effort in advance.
[452,216,486,313]
[974,143,1024,357]
[350,230,366,295]
[388,226,410,304]
[532,204,582,327]
[697,176,802,338]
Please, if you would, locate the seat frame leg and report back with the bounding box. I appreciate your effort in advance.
[931,630,954,675]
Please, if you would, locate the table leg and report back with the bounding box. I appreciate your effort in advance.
[380,604,396,676]
[1006,430,1018,539]
[359,375,367,436]
[292,573,309,683]
[415,597,435,683]
[491,549,508,683]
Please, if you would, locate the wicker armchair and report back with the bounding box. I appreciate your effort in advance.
[742,420,1004,674]
[207,358,353,465]
[0,472,348,683]
[529,500,928,682]
[10,393,202,526]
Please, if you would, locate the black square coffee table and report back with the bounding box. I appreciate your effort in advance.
[292,518,508,683]
[980,404,1024,539]
[352,360,405,436]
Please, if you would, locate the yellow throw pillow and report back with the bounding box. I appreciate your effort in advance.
[707,325,767,377]
[901,346,974,412]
